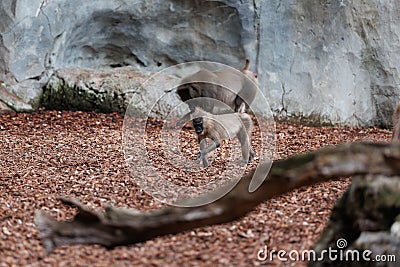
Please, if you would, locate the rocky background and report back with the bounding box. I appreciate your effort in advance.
[0,0,399,126]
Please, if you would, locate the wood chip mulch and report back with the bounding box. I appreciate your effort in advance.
[0,110,391,266]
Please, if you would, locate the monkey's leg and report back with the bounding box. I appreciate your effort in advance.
[237,130,253,163]
[196,135,206,162]
[199,140,220,167]
[199,139,209,167]
[247,128,255,162]
[249,147,255,162]
[234,95,245,112]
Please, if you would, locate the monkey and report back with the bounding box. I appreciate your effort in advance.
[188,103,255,167]
[392,100,400,142]
[176,59,259,114]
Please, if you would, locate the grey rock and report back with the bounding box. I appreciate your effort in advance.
[42,66,195,118]
[0,0,257,78]
[0,0,399,125]
[0,82,33,112]
[42,67,147,114]
[259,0,400,126]
[0,100,14,113]
[0,0,258,114]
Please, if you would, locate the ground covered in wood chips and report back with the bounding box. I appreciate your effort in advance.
[0,110,391,267]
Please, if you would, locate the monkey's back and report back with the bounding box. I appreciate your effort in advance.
[176,68,255,113]
[208,113,250,141]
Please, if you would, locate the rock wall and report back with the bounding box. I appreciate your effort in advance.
[260,0,400,126]
[0,0,257,112]
[0,0,399,126]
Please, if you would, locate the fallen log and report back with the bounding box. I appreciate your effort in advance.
[35,142,400,253]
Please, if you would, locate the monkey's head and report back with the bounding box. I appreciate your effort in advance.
[190,107,208,135]
[192,117,204,134]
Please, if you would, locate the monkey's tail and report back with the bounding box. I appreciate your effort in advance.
[243,59,250,70]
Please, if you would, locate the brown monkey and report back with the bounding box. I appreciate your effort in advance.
[392,100,400,142]
[176,59,259,114]
[189,103,255,167]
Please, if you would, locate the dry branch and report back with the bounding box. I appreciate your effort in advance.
[35,142,400,253]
